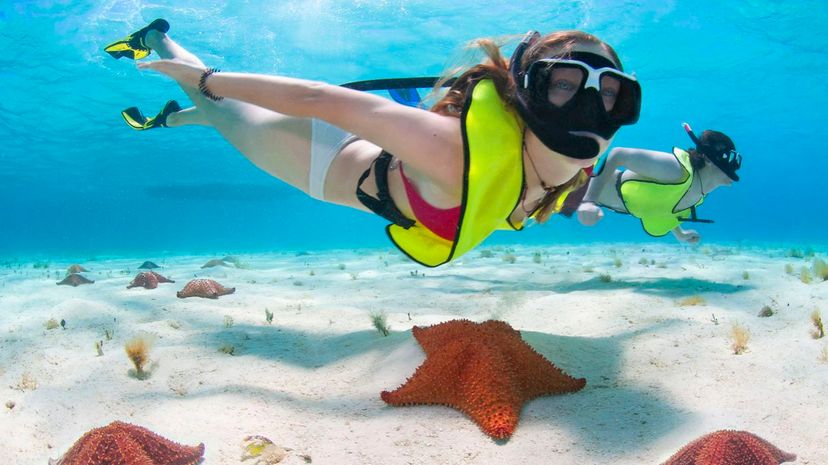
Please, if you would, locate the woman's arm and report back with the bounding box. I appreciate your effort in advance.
[137,59,463,189]
[577,146,687,225]
[583,147,687,204]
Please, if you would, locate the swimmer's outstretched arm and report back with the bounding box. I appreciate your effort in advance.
[583,147,687,203]
[578,147,688,226]
[138,59,463,190]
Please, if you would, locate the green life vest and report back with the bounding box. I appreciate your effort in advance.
[618,147,703,237]
[387,79,524,267]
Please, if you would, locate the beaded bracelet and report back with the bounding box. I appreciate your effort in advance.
[198,68,224,101]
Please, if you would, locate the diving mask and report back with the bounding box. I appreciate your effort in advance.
[510,31,642,159]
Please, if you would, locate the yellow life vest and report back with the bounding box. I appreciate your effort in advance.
[618,147,703,236]
[387,79,525,267]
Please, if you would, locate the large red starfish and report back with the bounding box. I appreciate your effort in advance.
[51,420,204,465]
[662,430,797,465]
[381,319,586,439]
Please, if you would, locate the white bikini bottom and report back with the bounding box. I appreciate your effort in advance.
[309,119,358,200]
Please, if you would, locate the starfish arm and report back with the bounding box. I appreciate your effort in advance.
[456,344,522,439]
[478,320,586,399]
[413,319,476,355]
[661,447,699,465]
[60,434,104,464]
[114,433,156,465]
[121,425,205,465]
[503,340,586,398]
[748,434,797,463]
[381,339,468,407]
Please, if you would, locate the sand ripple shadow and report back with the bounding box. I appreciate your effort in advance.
[553,276,753,297]
[190,323,411,368]
[518,320,690,451]
[427,274,752,298]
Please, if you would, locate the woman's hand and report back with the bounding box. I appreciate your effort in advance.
[137,59,203,88]
[576,201,604,226]
[672,226,701,244]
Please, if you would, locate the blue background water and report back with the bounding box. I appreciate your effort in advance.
[0,1,826,258]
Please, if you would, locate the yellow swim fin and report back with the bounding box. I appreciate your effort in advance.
[104,18,169,60]
[121,107,150,130]
[120,100,181,131]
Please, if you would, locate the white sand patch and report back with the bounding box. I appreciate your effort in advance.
[0,243,825,464]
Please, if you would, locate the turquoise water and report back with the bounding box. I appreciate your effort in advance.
[1,1,826,257]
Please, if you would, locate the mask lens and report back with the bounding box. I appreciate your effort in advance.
[598,74,621,111]
[545,63,586,107]
[729,151,742,168]
[529,59,640,124]
[603,70,641,125]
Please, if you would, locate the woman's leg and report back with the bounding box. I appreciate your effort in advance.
[165,106,209,127]
[143,30,313,192]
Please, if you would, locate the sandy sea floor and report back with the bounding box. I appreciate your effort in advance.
[1,243,826,464]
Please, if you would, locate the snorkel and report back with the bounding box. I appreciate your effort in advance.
[509,31,641,160]
[682,122,702,146]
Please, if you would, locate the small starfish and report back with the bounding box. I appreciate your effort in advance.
[57,273,94,287]
[138,261,160,269]
[128,271,158,289]
[128,271,175,290]
[66,264,89,274]
[662,430,797,465]
[50,420,204,465]
[201,259,230,268]
[176,278,235,299]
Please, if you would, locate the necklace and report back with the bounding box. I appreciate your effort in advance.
[521,138,556,216]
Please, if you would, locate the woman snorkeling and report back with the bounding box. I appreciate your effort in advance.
[573,123,741,244]
[105,19,641,266]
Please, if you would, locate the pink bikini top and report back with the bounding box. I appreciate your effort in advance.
[399,163,461,241]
